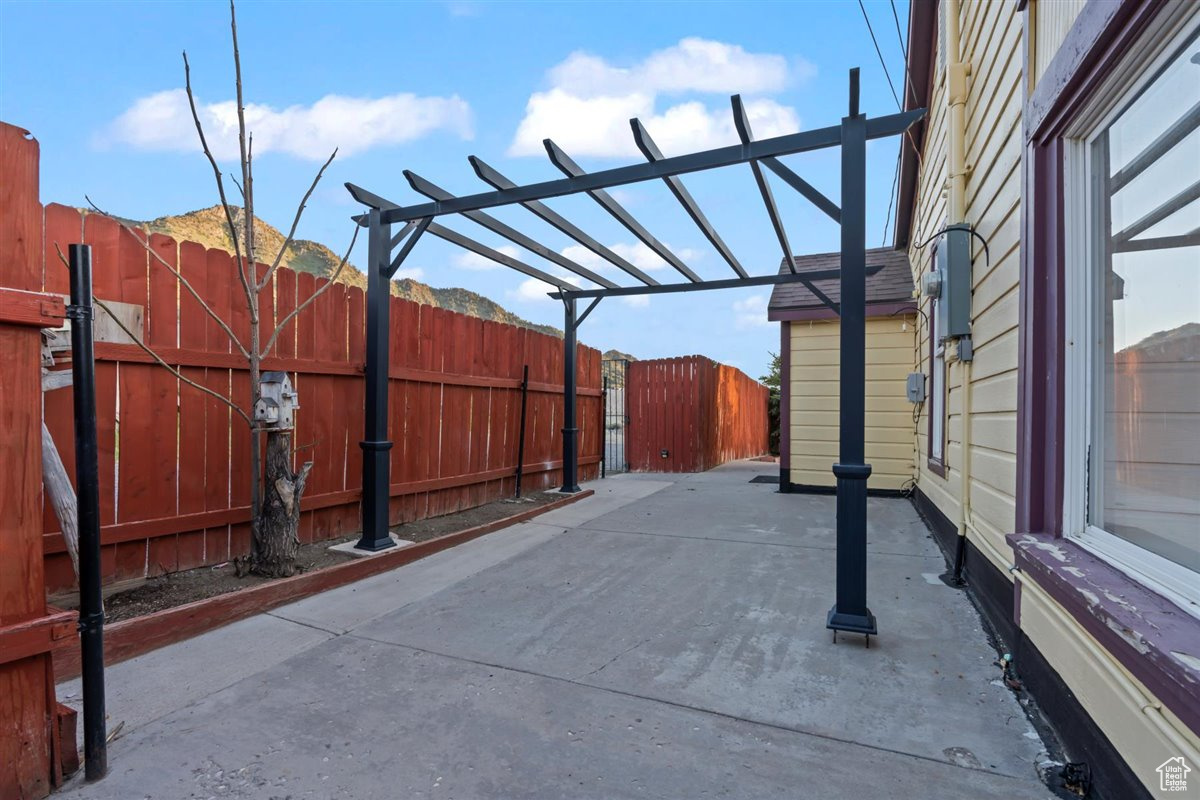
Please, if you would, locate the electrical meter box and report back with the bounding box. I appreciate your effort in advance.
[906,372,926,403]
[935,224,973,339]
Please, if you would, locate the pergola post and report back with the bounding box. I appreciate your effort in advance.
[560,295,581,493]
[357,208,398,551]
[827,71,876,638]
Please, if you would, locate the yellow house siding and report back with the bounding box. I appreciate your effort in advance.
[1029,0,1089,87]
[1018,574,1200,794]
[909,0,1023,572]
[788,317,917,491]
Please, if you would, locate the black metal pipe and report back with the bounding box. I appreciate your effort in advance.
[827,71,877,639]
[515,365,529,498]
[560,298,581,492]
[951,533,967,585]
[601,375,608,479]
[68,243,107,781]
[357,209,397,551]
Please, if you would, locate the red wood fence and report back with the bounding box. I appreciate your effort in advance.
[1,123,75,799]
[0,121,601,596]
[626,355,769,473]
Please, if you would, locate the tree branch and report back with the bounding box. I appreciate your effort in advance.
[258,148,338,292]
[52,243,251,426]
[260,224,359,358]
[182,48,254,311]
[81,201,251,361]
[230,0,255,302]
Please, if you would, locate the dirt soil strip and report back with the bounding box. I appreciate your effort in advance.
[52,489,593,682]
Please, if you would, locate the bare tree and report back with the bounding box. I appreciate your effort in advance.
[78,0,356,578]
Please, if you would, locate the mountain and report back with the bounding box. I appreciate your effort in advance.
[126,205,559,337]
[601,349,638,387]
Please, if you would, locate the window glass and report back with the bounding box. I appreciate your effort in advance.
[1088,33,1200,572]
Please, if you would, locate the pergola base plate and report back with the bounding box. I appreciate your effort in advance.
[826,606,877,635]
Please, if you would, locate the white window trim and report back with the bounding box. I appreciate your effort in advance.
[1062,14,1200,618]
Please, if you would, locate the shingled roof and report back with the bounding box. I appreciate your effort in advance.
[767,247,915,321]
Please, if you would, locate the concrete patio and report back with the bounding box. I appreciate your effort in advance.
[58,460,1052,799]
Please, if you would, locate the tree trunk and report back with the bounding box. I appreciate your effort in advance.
[254,429,311,578]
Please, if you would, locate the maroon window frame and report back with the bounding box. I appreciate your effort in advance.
[1011,0,1200,737]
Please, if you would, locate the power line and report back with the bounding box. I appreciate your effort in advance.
[890,0,921,109]
[883,150,901,246]
[857,0,902,111]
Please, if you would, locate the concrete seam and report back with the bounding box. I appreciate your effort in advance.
[345,632,1042,785]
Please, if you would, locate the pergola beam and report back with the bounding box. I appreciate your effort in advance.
[761,157,841,223]
[545,139,702,283]
[548,264,883,300]
[630,118,748,278]
[405,170,618,289]
[470,156,659,286]
[356,107,922,224]
[1112,179,1200,244]
[733,95,840,314]
[427,223,577,290]
[1111,101,1200,193]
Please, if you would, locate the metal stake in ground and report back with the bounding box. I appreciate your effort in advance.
[68,243,107,780]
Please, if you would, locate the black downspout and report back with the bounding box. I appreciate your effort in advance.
[515,364,529,498]
[68,243,107,781]
[560,297,581,492]
[951,535,967,585]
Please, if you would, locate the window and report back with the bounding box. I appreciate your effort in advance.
[1065,21,1200,611]
[928,254,947,476]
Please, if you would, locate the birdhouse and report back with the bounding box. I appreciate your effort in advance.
[254,371,299,429]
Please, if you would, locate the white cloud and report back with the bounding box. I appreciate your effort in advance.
[508,38,811,158]
[561,241,703,275]
[446,1,483,17]
[621,294,650,308]
[393,267,424,281]
[103,89,473,161]
[506,264,588,304]
[453,244,521,271]
[510,277,560,303]
[547,38,793,97]
[732,293,771,329]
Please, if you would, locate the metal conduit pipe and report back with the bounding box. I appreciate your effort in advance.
[945,0,975,583]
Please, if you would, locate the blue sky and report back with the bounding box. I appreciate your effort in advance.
[0,0,911,379]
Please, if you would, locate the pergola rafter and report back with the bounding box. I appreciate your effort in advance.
[347,68,925,640]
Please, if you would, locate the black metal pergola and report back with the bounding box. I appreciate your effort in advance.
[346,69,924,639]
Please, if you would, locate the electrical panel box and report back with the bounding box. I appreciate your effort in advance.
[906,372,926,403]
[936,225,973,339]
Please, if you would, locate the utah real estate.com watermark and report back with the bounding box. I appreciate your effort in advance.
[1158,756,1191,793]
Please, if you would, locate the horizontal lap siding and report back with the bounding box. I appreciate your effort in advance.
[22,202,601,593]
[910,0,1023,571]
[788,317,916,490]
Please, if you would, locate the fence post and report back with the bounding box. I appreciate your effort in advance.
[68,243,107,781]
[515,364,529,498]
